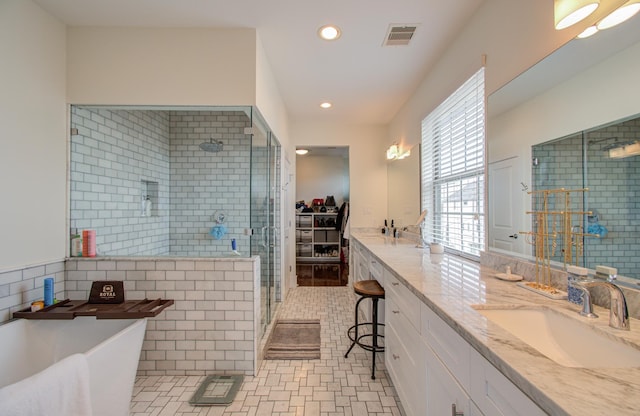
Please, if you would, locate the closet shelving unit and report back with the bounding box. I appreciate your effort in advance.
[296,211,341,263]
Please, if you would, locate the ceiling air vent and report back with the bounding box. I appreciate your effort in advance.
[383,24,418,46]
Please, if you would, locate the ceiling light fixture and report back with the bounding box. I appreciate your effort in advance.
[320,102,332,109]
[318,25,341,41]
[554,0,600,30]
[597,0,640,29]
[296,149,309,155]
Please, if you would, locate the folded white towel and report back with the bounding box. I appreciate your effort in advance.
[0,353,92,416]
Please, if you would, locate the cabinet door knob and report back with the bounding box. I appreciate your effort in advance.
[392,282,399,286]
[393,354,400,360]
[392,310,400,314]
[451,403,464,416]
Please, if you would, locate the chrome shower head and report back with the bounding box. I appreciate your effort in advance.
[199,139,223,153]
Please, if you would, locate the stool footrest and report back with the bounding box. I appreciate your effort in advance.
[346,323,385,353]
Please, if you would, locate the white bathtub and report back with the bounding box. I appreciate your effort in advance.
[0,317,147,416]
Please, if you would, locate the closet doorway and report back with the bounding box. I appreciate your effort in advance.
[295,146,350,286]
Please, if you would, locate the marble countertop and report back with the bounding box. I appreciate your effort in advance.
[352,232,640,416]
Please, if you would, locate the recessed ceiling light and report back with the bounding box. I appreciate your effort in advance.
[318,25,341,41]
[296,149,309,155]
[320,102,332,109]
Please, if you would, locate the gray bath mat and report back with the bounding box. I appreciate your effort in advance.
[189,375,243,406]
[264,319,321,359]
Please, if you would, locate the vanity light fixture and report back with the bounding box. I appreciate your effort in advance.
[554,0,600,30]
[386,144,411,160]
[296,149,309,155]
[386,144,400,160]
[578,0,640,38]
[320,102,332,109]
[597,0,640,29]
[318,25,341,41]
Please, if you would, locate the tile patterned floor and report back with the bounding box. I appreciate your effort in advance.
[130,286,401,416]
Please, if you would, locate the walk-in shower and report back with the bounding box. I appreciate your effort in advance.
[69,105,281,328]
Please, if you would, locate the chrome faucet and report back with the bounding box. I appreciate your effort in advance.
[573,280,630,330]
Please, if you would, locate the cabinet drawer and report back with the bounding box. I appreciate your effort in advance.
[298,243,312,256]
[385,271,421,332]
[469,347,546,416]
[299,230,312,242]
[386,309,426,416]
[421,303,470,392]
[298,215,312,227]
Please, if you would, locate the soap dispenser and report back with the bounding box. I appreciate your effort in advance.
[567,265,588,304]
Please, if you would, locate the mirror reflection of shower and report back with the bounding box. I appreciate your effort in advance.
[531,113,640,279]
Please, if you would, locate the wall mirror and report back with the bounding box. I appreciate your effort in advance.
[487,19,640,279]
[387,144,420,228]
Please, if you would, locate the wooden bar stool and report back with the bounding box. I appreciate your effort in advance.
[345,279,385,379]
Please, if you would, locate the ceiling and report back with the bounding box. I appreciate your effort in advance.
[34,0,485,125]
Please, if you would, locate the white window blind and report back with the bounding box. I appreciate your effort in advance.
[421,67,485,257]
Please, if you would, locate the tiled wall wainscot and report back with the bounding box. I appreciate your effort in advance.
[0,261,66,323]
[65,256,262,376]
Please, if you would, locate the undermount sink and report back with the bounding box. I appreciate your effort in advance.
[473,305,640,368]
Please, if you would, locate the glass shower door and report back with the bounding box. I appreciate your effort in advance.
[250,110,280,335]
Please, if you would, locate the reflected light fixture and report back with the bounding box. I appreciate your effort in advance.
[608,141,640,158]
[318,25,341,41]
[320,102,332,109]
[386,144,400,160]
[386,144,411,160]
[296,149,309,155]
[554,0,600,30]
[577,25,599,38]
[597,0,640,29]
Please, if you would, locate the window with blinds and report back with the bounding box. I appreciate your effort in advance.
[421,68,485,257]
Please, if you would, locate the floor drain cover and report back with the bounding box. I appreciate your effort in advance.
[189,375,244,406]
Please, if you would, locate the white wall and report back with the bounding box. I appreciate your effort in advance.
[0,0,67,271]
[291,121,387,229]
[67,27,257,107]
[296,155,349,207]
[255,34,290,149]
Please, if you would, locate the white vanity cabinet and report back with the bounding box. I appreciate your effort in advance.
[469,347,546,416]
[384,270,427,416]
[353,239,547,415]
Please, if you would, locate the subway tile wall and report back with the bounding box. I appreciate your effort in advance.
[65,257,261,376]
[70,107,253,257]
[70,107,171,255]
[532,118,640,278]
[0,261,65,323]
[169,111,251,256]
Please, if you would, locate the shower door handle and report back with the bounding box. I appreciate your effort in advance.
[261,226,268,248]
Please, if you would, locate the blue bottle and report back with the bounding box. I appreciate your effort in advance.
[44,277,54,307]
